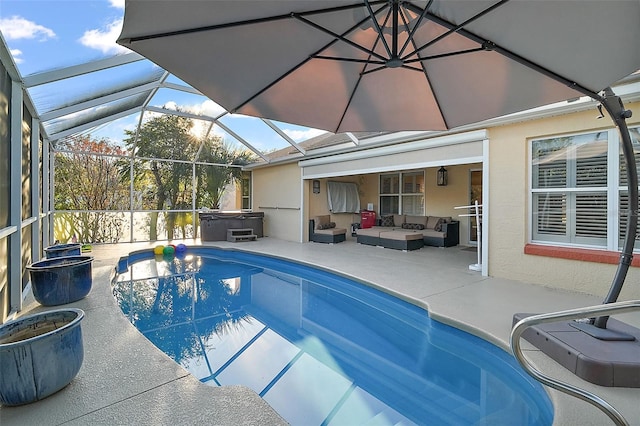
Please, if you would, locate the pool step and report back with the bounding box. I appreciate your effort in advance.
[227,228,257,242]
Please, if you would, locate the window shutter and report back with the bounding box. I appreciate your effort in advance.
[533,145,566,188]
[618,192,640,242]
[575,193,607,237]
[576,141,607,187]
[535,193,566,235]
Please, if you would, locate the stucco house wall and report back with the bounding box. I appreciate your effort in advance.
[252,162,302,242]
[488,100,640,299]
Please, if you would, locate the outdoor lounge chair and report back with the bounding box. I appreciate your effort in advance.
[309,215,346,244]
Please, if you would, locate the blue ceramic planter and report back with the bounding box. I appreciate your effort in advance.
[44,243,82,258]
[0,309,85,406]
[27,256,93,306]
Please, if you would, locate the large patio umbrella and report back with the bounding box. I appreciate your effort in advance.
[118,0,640,419]
[118,0,639,133]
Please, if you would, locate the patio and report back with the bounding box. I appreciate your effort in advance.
[1,239,639,425]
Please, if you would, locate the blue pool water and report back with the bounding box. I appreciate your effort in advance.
[113,247,553,425]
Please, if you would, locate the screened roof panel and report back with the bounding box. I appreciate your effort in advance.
[217,115,294,154]
[148,87,220,117]
[71,112,142,150]
[45,92,151,140]
[28,60,163,112]
[209,126,263,159]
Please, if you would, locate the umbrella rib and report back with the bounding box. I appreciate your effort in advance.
[360,64,387,76]
[123,2,387,43]
[398,15,451,129]
[336,70,365,134]
[313,55,386,65]
[293,13,388,62]
[231,9,385,113]
[401,0,510,62]
[404,2,602,101]
[404,47,485,64]
[359,64,422,76]
[363,0,392,59]
[398,0,434,57]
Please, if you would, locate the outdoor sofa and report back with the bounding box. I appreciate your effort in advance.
[309,215,347,244]
[356,214,459,250]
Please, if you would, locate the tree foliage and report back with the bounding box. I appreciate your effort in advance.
[54,135,129,243]
[196,136,253,209]
[123,111,256,239]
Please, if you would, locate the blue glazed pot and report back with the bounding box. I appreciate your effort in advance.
[44,243,82,258]
[27,256,93,306]
[0,308,85,406]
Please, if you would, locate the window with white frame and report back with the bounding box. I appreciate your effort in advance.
[618,126,640,247]
[241,172,251,210]
[531,126,640,250]
[379,171,424,216]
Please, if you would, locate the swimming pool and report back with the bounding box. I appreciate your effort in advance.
[113,246,553,425]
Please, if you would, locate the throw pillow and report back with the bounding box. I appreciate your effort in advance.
[314,215,330,230]
[434,219,444,232]
[318,222,336,230]
[402,223,425,230]
[380,215,394,227]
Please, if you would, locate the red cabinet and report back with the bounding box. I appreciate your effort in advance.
[360,210,376,229]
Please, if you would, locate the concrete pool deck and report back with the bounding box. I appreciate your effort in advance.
[1,238,639,425]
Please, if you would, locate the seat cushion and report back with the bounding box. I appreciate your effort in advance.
[315,227,347,236]
[379,231,423,241]
[422,229,446,238]
[356,228,381,238]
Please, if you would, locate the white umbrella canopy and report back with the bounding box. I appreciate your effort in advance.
[117,0,640,133]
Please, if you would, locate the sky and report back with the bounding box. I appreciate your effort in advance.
[0,0,326,152]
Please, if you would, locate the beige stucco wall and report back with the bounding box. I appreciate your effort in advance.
[425,164,481,246]
[488,100,640,299]
[252,162,302,242]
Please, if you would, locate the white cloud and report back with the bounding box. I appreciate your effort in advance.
[284,128,327,142]
[79,18,129,55]
[109,0,125,9]
[163,101,178,111]
[191,100,226,118]
[165,99,226,119]
[0,16,55,41]
[10,49,23,64]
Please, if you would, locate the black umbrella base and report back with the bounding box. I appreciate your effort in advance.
[513,313,640,387]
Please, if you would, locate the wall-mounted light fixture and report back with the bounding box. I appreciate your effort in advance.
[312,179,320,194]
[437,167,448,186]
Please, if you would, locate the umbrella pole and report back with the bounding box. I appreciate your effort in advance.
[591,88,637,330]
